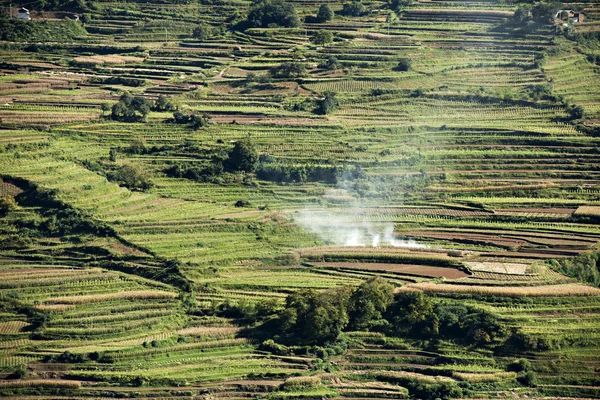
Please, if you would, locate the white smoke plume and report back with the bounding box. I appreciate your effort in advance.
[296,209,427,249]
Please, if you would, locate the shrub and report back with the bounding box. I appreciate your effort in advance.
[315,91,338,114]
[319,56,341,70]
[507,358,531,373]
[395,58,412,71]
[517,371,537,387]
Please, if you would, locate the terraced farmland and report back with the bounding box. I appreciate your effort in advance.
[1,0,600,399]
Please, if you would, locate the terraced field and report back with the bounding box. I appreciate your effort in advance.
[1,0,600,399]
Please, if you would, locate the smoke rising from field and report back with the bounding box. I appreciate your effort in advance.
[297,209,427,248]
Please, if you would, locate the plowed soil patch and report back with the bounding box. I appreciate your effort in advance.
[311,262,469,279]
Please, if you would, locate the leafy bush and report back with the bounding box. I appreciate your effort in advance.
[395,58,412,71]
[319,56,341,70]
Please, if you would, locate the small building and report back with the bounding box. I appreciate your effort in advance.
[17,7,30,20]
[555,9,584,24]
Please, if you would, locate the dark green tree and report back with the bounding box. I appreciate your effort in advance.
[111,93,150,122]
[193,23,214,40]
[317,4,334,22]
[269,62,307,78]
[348,277,394,330]
[513,5,532,23]
[247,0,300,28]
[531,1,561,23]
[311,30,334,45]
[108,163,153,191]
[226,140,259,172]
[386,292,439,338]
[153,95,175,112]
[341,1,365,16]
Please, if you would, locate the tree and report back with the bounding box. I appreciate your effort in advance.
[317,4,334,22]
[111,93,150,122]
[280,287,352,344]
[226,140,259,172]
[108,163,153,191]
[315,91,338,114]
[513,5,532,23]
[348,277,394,330]
[395,58,412,71]
[153,95,175,112]
[386,292,439,338]
[269,62,306,79]
[390,0,413,10]
[193,23,213,40]
[341,1,365,17]
[531,1,561,23]
[128,138,147,154]
[311,30,334,45]
[190,113,211,129]
[247,0,300,28]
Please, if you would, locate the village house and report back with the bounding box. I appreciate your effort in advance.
[555,9,584,25]
[17,7,31,20]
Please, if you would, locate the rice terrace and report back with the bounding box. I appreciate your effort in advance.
[1,0,600,398]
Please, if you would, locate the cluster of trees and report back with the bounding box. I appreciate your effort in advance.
[341,1,366,17]
[0,17,85,42]
[512,2,562,25]
[89,76,147,87]
[172,111,211,129]
[244,0,300,28]
[269,62,306,79]
[164,140,259,182]
[192,23,225,40]
[110,93,152,122]
[315,91,338,114]
[106,163,153,191]
[247,277,509,347]
[549,251,600,287]
[256,163,340,183]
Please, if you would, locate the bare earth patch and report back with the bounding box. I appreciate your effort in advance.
[311,262,469,279]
